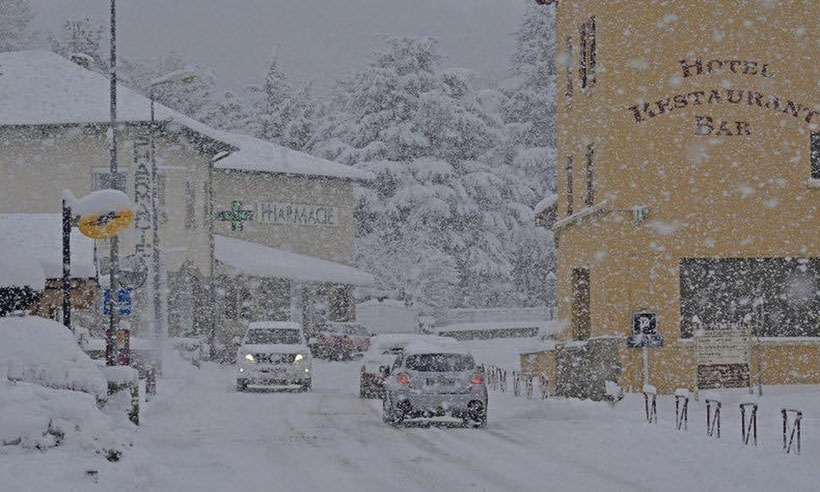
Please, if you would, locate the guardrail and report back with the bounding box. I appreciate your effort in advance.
[485,365,548,400]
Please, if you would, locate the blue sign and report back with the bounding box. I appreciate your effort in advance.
[627,312,663,348]
[103,288,132,316]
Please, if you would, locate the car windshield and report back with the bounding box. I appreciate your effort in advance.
[245,328,301,345]
[405,353,475,372]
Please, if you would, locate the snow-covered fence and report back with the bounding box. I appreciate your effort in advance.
[706,399,721,439]
[740,402,758,446]
[485,365,548,400]
[783,409,802,455]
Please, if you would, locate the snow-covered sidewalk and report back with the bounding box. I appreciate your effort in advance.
[4,349,820,491]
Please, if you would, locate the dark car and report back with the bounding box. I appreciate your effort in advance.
[309,322,370,360]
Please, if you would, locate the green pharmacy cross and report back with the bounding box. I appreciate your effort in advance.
[217,201,254,231]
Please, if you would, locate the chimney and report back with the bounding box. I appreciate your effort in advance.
[69,53,93,70]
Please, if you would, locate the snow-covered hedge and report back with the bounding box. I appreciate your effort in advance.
[0,316,106,398]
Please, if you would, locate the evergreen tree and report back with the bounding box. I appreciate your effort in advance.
[48,18,105,71]
[0,0,35,52]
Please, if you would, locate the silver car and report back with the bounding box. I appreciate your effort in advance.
[381,344,487,427]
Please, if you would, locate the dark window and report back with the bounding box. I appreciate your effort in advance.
[812,132,820,180]
[579,22,587,90]
[405,354,475,372]
[680,258,820,338]
[566,156,574,216]
[588,16,597,87]
[572,267,591,340]
[585,144,595,206]
[245,328,301,345]
[565,37,574,101]
[185,181,197,230]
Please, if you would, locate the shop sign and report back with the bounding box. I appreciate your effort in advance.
[257,202,338,227]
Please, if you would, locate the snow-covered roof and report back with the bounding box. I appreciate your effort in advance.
[214,235,374,286]
[0,214,96,281]
[0,50,370,181]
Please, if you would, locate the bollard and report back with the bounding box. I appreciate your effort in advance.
[782,409,802,455]
[128,380,139,426]
[525,376,534,399]
[706,399,721,439]
[500,370,507,393]
[740,403,758,446]
[513,371,521,397]
[539,374,550,399]
[145,366,157,401]
[675,394,689,431]
[643,390,657,424]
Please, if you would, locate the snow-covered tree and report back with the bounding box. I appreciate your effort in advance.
[0,0,35,52]
[48,18,105,71]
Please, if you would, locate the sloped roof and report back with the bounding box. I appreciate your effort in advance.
[0,50,370,181]
[214,235,374,286]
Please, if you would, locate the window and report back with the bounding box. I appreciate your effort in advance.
[92,168,127,192]
[680,258,820,338]
[566,156,574,216]
[579,22,587,90]
[812,132,820,180]
[588,16,597,87]
[184,181,197,230]
[585,144,595,206]
[571,267,591,340]
[578,16,597,92]
[157,174,168,224]
[565,37,574,102]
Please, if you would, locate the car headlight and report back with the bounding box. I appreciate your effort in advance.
[244,353,255,363]
[294,353,304,363]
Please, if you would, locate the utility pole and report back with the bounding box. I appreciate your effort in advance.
[106,0,120,366]
[62,197,72,333]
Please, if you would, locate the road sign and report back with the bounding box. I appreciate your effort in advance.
[79,210,133,238]
[103,288,132,316]
[627,312,663,348]
[119,254,148,290]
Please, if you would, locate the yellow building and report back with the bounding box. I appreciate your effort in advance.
[533,0,820,397]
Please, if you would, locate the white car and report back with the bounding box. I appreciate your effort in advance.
[236,322,312,392]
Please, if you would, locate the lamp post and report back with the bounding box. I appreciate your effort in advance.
[106,0,120,367]
[148,69,197,374]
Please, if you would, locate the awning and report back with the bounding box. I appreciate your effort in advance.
[214,235,374,286]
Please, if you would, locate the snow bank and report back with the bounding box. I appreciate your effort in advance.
[0,316,106,398]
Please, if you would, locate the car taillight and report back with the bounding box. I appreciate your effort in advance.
[471,374,484,385]
[397,372,410,385]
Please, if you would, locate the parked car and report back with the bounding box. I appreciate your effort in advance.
[359,334,456,399]
[382,339,487,427]
[309,322,370,360]
[236,321,312,392]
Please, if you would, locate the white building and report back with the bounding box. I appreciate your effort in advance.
[0,50,373,348]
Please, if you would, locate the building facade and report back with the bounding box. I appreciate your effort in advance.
[537,0,820,397]
[0,50,372,352]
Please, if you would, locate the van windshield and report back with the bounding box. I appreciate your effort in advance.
[405,353,474,372]
[246,328,301,345]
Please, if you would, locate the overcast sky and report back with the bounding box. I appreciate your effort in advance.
[31,0,526,94]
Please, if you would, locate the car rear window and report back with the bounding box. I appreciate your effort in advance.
[404,354,475,372]
[246,328,301,345]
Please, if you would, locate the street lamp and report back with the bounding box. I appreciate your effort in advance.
[148,68,197,375]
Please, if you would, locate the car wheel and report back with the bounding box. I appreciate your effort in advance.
[302,380,312,392]
[236,379,248,392]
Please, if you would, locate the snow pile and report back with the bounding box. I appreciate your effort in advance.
[0,316,106,398]
[72,189,131,217]
[0,380,129,453]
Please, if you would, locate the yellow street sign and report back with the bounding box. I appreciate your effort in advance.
[78,209,134,239]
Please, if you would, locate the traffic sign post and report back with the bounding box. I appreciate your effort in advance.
[103,288,133,316]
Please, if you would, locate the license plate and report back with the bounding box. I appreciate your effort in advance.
[427,379,455,386]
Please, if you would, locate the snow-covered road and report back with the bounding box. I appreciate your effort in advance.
[5,352,820,491]
[126,356,819,492]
